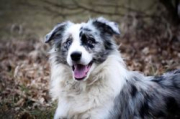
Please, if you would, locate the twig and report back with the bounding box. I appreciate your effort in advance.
[41,0,80,10]
[90,3,143,13]
[42,6,84,17]
[72,0,125,16]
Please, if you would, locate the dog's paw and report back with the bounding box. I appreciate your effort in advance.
[54,117,67,119]
[81,113,91,119]
[54,114,67,119]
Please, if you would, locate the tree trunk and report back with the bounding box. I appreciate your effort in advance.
[159,0,180,25]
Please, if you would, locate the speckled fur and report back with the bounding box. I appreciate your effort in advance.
[109,70,180,119]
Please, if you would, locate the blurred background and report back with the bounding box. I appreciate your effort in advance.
[0,0,180,118]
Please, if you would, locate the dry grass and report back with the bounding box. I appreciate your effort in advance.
[0,39,54,119]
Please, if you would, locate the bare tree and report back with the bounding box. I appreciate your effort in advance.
[159,0,180,25]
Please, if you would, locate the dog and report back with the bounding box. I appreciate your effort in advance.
[45,17,180,119]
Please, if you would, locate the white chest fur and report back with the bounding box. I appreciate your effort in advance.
[51,54,128,119]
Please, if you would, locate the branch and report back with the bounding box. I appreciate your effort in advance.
[18,0,161,19]
[42,6,84,17]
[90,3,143,13]
[18,1,84,17]
[41,0,80,10]
[72,0,125,16]
[72,0,160,18]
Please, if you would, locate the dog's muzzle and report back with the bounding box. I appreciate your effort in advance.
[71,51,93,81]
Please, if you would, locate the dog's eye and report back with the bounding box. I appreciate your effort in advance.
[87,38,94,45]
[87,37,96,48]
[64,38,72,49]
[81,34,96,48]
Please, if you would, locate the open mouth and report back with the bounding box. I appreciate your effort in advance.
[72,61,93,81]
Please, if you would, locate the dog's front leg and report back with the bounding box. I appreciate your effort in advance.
[54,106,67,119]
[54,99,69,119]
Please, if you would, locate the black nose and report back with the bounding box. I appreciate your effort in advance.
[71,52,82,61]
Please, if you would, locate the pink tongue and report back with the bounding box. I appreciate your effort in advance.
[74,64,89,79]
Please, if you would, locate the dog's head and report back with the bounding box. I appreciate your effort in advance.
[45,17,120,81]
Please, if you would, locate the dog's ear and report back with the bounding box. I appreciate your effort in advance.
[45,21,73,43]
[90,17,120,36]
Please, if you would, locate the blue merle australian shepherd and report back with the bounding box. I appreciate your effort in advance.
[45,17,180,119]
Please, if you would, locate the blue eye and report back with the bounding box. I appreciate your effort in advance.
[66,39,71,46]
[64,38,72,49]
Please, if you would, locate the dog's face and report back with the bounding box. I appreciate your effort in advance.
[45,17,120,81]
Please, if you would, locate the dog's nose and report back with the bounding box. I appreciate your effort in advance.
[71,52,82,61]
